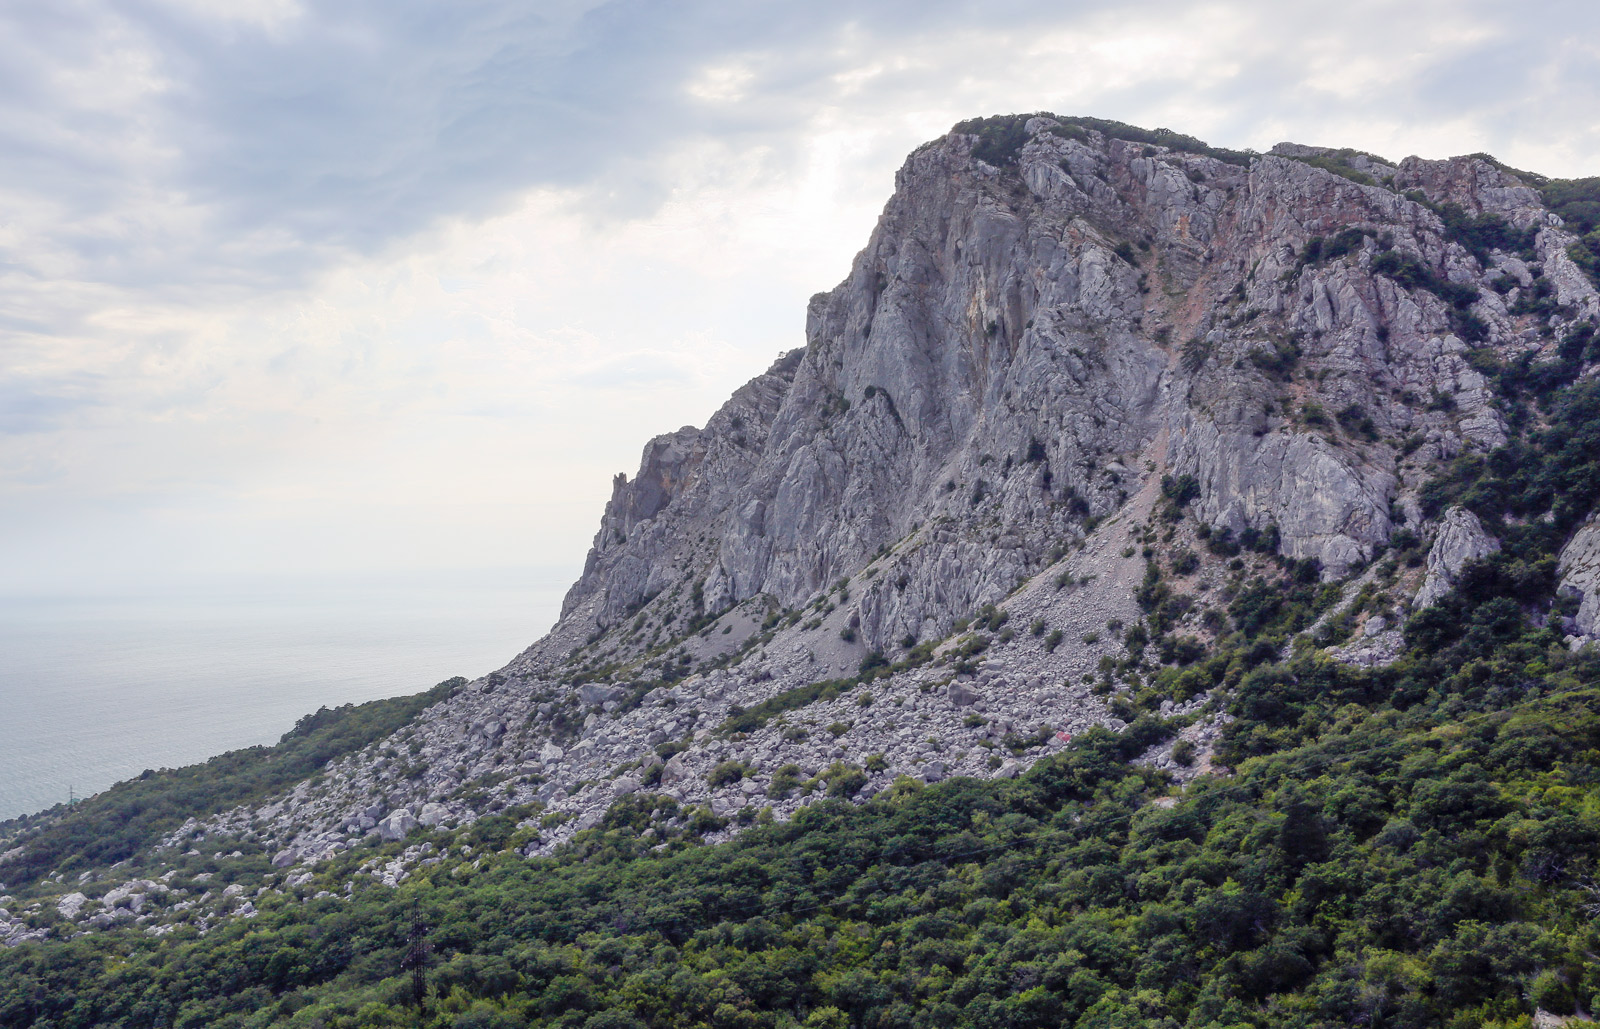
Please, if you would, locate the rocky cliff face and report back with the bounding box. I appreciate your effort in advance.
[546,116,1586,655]
[216,116,1600,865]
[11,115,1600,936]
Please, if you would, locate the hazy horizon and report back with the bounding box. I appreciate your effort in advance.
[0,564,573,820]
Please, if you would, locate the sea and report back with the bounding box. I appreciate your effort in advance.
[0,568,571,822]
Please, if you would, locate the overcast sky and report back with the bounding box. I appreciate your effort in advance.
[5,0,1600,599]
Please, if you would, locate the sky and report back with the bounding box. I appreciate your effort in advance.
[5,0,1600,602]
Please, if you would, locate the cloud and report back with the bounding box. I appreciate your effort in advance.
[4,0,1599,302]
[567,349,701,391]
[0,378,99,435]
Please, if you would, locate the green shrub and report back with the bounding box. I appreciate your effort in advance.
[767,764,802,798]
[706,761,749,788]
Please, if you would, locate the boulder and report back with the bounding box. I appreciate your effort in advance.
[56,892,88,919]
[417,803,451,827]
[662,753,691,783]
[376,809,418,842]
[577,683,625,707]
[947,682,981,707]
[271,848,299,869]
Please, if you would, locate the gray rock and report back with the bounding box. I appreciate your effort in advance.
[661,753,691,784]
[271,849,298,869]
[56,893,88,919]
[1558,515,1600,636]
[376,810,417,842]
[946,682,981,707]
[539,741,565,765]
[1331,629,1406,669]
[417,803,450,827]
[577,683,624,707]
[1415,507,1500,609]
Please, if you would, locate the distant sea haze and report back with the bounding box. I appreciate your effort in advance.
[0,569,567,821]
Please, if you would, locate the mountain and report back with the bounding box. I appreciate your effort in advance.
[202,112,1593,861]
[3,115,1600,1029]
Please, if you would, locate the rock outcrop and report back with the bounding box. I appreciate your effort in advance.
[1415,507,1500,609]
[1559,515,1600,638]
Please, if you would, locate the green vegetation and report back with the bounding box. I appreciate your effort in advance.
[1180,335,1211,373]
[1290,227,1373,277]
[0,678,464,890]
[706,762,751,789]
[951,113,1254,168]
[3,648,1597,1029]
[1537,177,1600,286]
[1279,148,1389,185]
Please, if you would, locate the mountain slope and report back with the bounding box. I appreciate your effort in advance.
[5,116,1600,985]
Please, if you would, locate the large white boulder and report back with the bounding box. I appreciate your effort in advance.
[376,809,418,842]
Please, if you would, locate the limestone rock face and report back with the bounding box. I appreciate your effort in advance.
[1559,517,1600,637]
[529,118,1586,667]
[1415,507,1500,609]
[376,810,417,842]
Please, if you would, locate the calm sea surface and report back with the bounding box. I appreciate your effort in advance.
[0,569,570,821]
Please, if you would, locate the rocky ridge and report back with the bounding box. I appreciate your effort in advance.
[7,114,1600,943]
